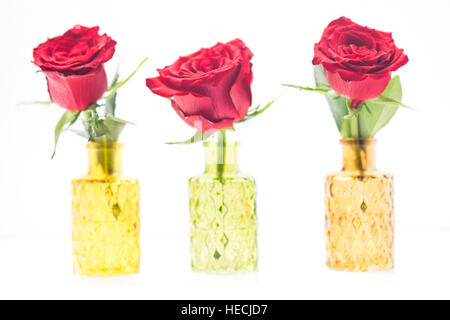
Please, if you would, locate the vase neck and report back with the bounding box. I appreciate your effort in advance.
[342,138,376,172]
[205,140,239,175]
[87,142,122,178]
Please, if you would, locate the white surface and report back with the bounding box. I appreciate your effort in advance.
[1,0,450,300]
[0,231,448,300]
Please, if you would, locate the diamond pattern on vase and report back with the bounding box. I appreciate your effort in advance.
[325,172,394,272]
[189,174,257,273]
[72,177,140,276]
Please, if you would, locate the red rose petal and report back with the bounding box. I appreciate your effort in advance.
[325,68,391,101]
[33,25,116,76]
[146,39,253,131]
[44,66,107,111]
[313,17,408,101]
[171,99,236,133]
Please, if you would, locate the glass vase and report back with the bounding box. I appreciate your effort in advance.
[72,142,140,276]
[189,138,257,273]
[325,138,394,272]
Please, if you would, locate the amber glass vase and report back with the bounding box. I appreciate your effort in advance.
[189,138,257,273]
[72,142,140,276]
[325,138,394,272]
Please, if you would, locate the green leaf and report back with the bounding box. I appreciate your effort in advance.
[281,84,330,93]
[313,65,352,137]
[166,131,213,145]
[82,106,131,142]
[98,117,129,142]
[238,99,277,123]
[286,65,406,138]
[283,65,351,136]
[52,110,81,159]
[106,117,134,125]
[369,94,412,109]
[313,65,331,89]
[357,76,403,137]
[82,108,104,140]
[20,101,53,106]
[103,57,149,99]
[104,92,117,117]
[108,72,120,91]
[68,128,89,139]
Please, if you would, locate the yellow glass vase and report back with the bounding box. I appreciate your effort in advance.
[325,138,394,272]
[72,142,140,276]
[189,140,257,273]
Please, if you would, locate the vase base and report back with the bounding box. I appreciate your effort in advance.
[326,263,393,272]
[73,267,140,277]
[192,265,257,274]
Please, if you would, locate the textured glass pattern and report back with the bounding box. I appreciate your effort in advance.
[72,178,140,276]
[189,140,257,273]
[189,174,257,272]
[325,139,394,272]
[72,143,140,276]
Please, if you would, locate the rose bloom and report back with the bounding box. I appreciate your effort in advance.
[33,25,116,111]
[313,17,408,106]
[146,39,253,133]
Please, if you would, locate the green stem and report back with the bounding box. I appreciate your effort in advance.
[350,115,364,176]
[350,114,359,138]
[217,130,226,182]
[82,108,102,141]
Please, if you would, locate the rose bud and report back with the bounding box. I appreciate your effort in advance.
[146,39,253,133]
[33,25,116,111]
[313,17,408,105]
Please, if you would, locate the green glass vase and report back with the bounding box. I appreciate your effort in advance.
[189,138,257,273]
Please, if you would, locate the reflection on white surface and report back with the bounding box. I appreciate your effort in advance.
[0,231,448,299]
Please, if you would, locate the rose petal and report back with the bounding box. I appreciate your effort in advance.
[33,25,116,76]
[324,68,391,100]
[146,76,188,98]
[313,16,408,100]
[146,39,253,131]
[171,99,235,133]
[44,66,107,111]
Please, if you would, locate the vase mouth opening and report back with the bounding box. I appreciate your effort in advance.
[87,141,123,150]
[341,138,376,145]
[203,140,239,148]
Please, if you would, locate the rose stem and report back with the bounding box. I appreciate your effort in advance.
[350,114,359,138]
[217,129,226,183]
[350,114,364,176]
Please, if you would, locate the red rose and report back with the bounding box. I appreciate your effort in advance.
[313,17,408,103]
[146,39,253,133]
[33,25,116,111]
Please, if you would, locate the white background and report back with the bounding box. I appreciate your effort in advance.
[0,0,449,300]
